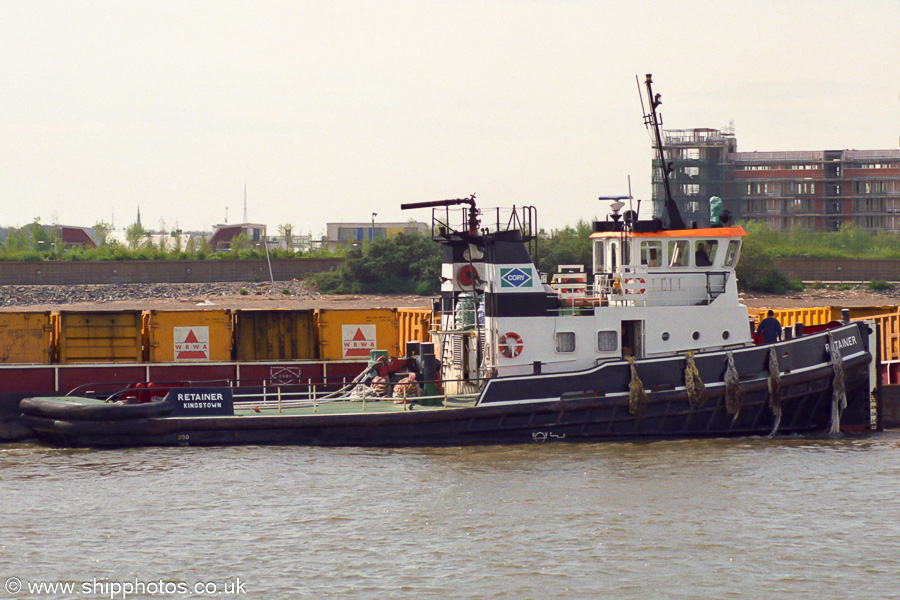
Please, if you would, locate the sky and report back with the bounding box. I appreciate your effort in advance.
[2,0,898,237]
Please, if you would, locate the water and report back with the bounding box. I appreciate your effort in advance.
[2,434,899,600]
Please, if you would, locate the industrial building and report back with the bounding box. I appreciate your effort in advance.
[652,128,900,232]
[325,221,429,251]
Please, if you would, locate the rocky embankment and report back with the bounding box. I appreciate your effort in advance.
[0,280,317,308]
[1,280,899,311]
[0,280,431,311]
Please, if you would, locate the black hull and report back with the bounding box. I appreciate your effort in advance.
[19,323,877,448]
[20,356,873,448]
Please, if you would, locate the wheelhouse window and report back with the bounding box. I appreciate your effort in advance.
[593,242,606,273]
[668,240,689,267]
[723,240,741,267]
[694,240,718,267]
[556,332,576,353]
[640,241,662,267]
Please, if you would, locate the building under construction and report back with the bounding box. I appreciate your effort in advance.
[652,128,900,232]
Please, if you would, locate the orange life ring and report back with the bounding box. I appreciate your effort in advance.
[498,332,524,358]
[625,278,646,294]
[457,264,480,288]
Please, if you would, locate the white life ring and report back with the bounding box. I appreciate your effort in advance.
[625,278,646,294]
[499,332,524,358]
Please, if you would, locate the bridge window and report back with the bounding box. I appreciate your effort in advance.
[695,240,718,266]
[593,243,606,273]
[640,241,662,267]
[668,240,689,267]
[723,240,741,267]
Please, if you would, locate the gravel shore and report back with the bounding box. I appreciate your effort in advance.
[0,280,431,312]
[0,281,897,312]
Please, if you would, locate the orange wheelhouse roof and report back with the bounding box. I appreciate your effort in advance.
[590,226,747,239]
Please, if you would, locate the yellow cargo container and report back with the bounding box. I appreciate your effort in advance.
[315,308,399,361]
[397,308,433,348]
[144,309,232,362]
[232,309,317,361]
[853,310,900,363]
[755,306,898,328]
[55,311,143,364]
[754,307,833,328]
[836,306,897,320]
[0,311,52,364]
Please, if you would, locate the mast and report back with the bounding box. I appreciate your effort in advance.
[643,74,685,231]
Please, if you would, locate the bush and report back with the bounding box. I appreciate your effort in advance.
[312,232,441,295]
[735,235,803,294]
[869,280,892,292]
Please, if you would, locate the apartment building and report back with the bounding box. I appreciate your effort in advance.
[652,128,900,231]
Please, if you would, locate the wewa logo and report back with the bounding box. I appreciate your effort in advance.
[342,324,377,358]
[174,326,210,361]
[500,267,533,288]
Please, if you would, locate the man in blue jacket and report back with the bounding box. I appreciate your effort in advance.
[758,310,783,344]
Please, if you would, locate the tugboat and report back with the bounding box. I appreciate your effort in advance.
[19,75,880,447]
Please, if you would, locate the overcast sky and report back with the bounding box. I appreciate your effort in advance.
[2,0,898,236]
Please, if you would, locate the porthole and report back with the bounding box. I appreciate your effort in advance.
[722,331,730,340]
[692,331,700,341]
[662,332,670,341]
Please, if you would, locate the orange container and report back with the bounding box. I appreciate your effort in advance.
[55,311,143,363]
[144,309,232,362]
[232,309,317,360]
[397,308,433,348]
[0,311,52,364]
[315,308,399,361]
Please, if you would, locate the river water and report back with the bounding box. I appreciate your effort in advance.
[1,434,899,600]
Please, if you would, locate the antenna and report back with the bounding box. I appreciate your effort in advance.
[642,74,685,230]
[627,175,633,213]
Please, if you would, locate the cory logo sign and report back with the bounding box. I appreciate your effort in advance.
[500,267,533,288]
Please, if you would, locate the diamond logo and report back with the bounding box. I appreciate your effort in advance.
[500,267,533,288]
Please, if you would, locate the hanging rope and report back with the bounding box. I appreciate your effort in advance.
[767,347,782,437]
[724,351,742,417]
[626,356,648,418]
[828,333,847,435]
[685,351,708,409]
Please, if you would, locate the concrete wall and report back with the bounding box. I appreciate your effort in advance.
[775,258,900,283]
[0,258,344,285]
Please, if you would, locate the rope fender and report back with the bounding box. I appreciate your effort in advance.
[684,351,708,409]
[828,332,847,435]
[626,356,648,418]
[724,351,742,417]
[767,347,782,437]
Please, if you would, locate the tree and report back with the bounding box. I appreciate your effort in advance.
[278,223,294,251]
[125,223,150,250]
[533,219,594,275]
[25,219,51,252]
[229,232,252,252]
[92,221,112,246]
[4,227,28,252]
[309,232,441,295]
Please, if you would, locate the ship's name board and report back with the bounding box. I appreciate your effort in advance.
[826,334,858,353]
[167,387,234,416]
